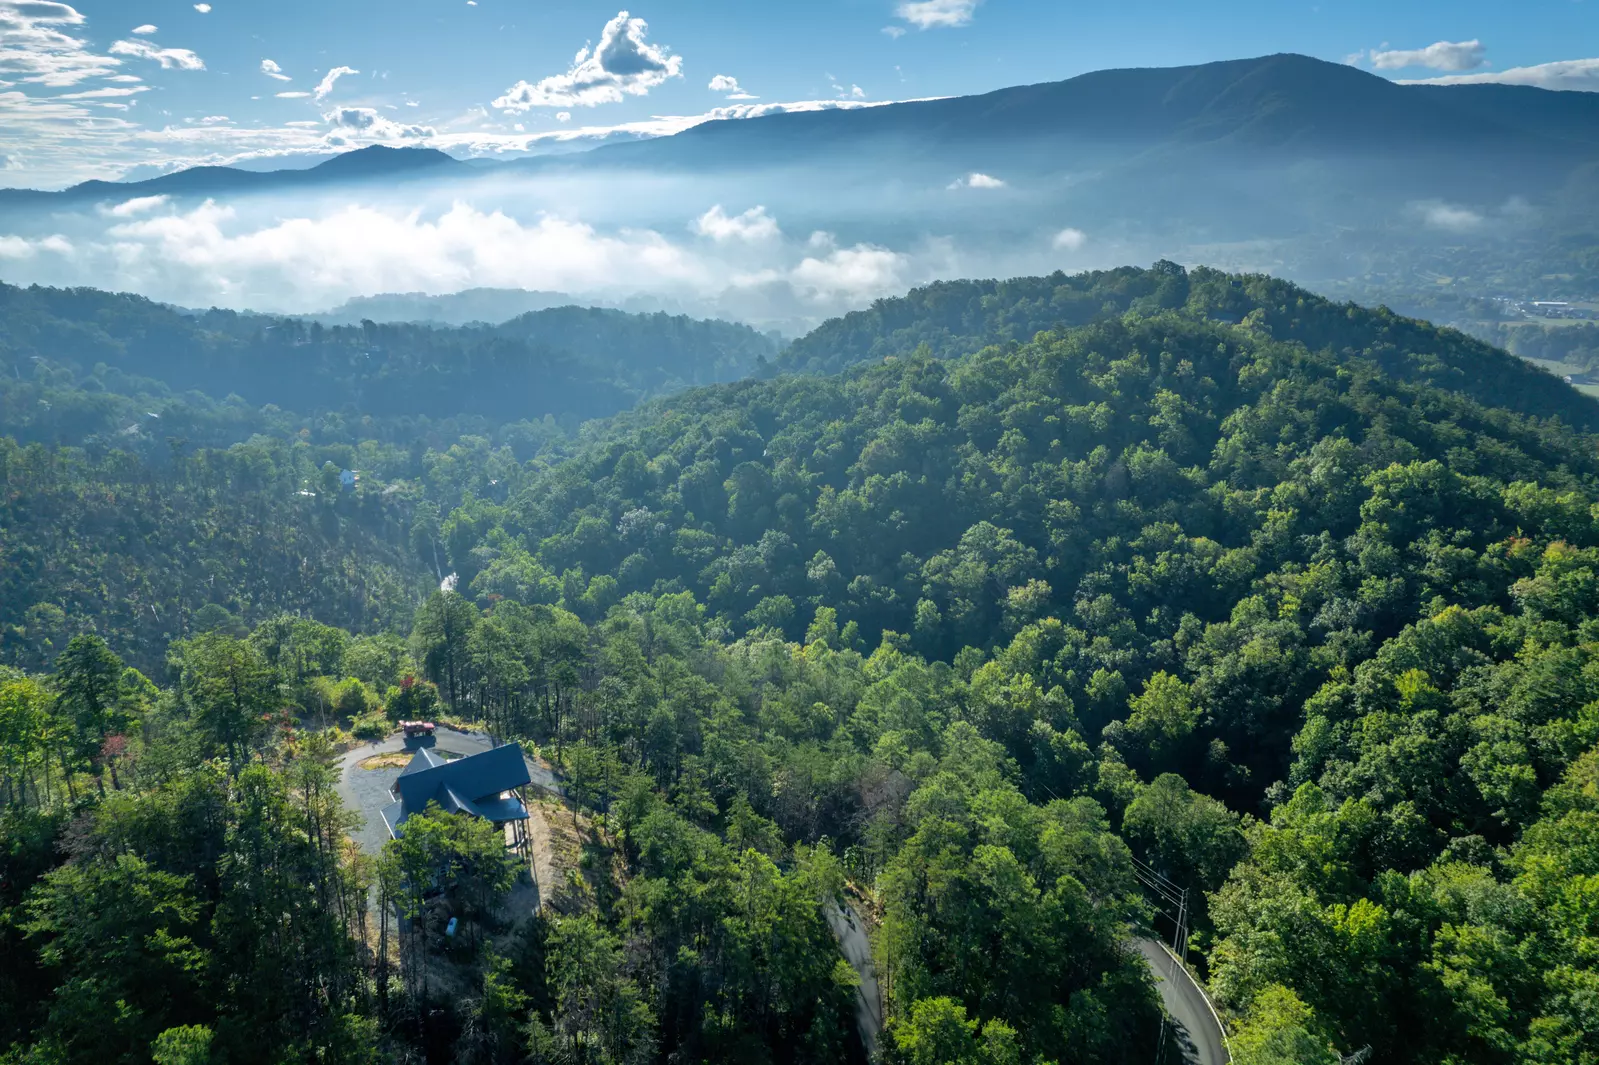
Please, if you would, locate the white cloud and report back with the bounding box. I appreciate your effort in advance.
[0,0,123,87]
[193,3,210,11]
[260,58,289,81]
[791,243,906,300]
[1416,201,1484,232]
[57,84,147,98]
[882,25,906,39]
[0,233,71,259]
[1398,57,1599,91]
[708,73,756,100]
[313,65,358,101]
[555,111,570,123]
[102,193,168,216]
[322,105,435,142]
[1368,39,1486,72]
[494,10,682,111]
[1052,227,1086,250]
[109,38,205,71]
[131,23,156,34]
[91,200,709,311]
[693,204,780,242]
[895,0,978,30]
[949,171,1004,189]
[275,90,310,98]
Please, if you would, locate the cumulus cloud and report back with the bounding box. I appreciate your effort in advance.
[131,23,155,34]
[895,0,979,30]
[313,65,358,101]
[708,73,755,100]
[949,172,1005,189]
[322,105,435,142]
[193,3,209,11]
[0,0,123,86]
[109,38,205,70]
[1398,57,1599,91]
[1368,39,1486,72]
[260,58,289,81]
[791,243,906,300]
[494,10,682,111]
[1052,227,1087,250]
[0,232,72,259]
[693,204,780,242]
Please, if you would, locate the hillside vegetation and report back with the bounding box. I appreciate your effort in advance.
[781,264,1599,431]
[0,282,777,428]
[2,264,1598,1065]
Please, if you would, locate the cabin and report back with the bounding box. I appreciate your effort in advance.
[380,742,533,854]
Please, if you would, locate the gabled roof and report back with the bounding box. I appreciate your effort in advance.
[398,747,448,777]
[385,741,533,837]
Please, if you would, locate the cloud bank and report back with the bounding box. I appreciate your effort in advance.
[1369,40,1487,72]
[0,195,1026,329]
[1399,57,1599,91]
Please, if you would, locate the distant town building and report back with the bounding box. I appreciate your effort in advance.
[340,469,357,489]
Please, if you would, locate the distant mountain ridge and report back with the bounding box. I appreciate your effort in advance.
[0,145,463,205]
[316,288,579,326]
[5,54,1596,205]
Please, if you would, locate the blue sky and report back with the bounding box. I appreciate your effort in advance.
[3,0,1599,186]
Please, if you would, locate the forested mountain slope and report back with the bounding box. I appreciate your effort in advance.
[4,264,1599,1065]
[0,437,427,673]
[397,280,1599,1063]
[0,281,777,427]
[780,264,1599,431]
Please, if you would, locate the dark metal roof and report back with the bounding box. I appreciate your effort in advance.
[384,742,533,837]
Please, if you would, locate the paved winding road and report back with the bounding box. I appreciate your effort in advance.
[1135,938,1230,1065]
[825,900,884,1060]
[337,737,1223,1065]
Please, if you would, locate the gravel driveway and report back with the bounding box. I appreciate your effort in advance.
[334,729,563,857]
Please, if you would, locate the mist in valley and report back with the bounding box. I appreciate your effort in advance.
[0,131,1553,335]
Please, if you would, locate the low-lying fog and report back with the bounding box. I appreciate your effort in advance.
[0,156,1540,332]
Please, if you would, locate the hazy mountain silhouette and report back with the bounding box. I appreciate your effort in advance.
[0,145,464,206]
[6,55,1594,208]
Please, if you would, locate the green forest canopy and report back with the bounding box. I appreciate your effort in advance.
[2,263,1598,1064]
